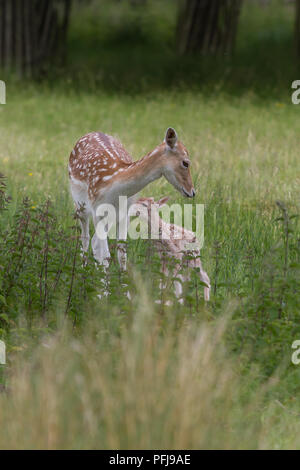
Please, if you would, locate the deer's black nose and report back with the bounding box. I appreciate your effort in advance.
[192,188,196,197]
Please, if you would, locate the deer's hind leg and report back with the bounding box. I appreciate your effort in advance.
[70,179,91,260]
[78,212,90,253]
[90,210,113,298]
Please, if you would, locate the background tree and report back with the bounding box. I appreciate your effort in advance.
[0,0,72,77]
[176,0,243,55]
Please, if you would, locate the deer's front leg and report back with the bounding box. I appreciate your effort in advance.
[92,208,113,267]
[92,213,112,297]
[116,196,135,272]
[116,213,132,299]
[92,233,111,298]
[91,233,111,267]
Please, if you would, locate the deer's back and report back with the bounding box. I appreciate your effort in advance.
[68,132,133,199]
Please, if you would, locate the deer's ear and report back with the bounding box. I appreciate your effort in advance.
[157,196,169,207]
[165,127,177,149]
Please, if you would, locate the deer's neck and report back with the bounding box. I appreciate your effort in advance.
[115,148,163,197]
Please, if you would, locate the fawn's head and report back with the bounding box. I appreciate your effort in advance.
[136,196,168,211]
[131,196,169,221]
[159,128,195,198]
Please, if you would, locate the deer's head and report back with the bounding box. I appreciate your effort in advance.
[160,128,195,198]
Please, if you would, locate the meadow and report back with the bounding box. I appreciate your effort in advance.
[0,0,299,449]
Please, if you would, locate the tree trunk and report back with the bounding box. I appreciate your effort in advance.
[0,0,72,77]
[176,0,243,55]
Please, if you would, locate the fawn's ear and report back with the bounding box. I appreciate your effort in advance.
[157,196,169,207]
[165,127,177,149]
[138,197,154,207]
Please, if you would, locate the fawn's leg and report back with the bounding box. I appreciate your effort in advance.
[199,269,211,301]
[195,257,211,301]
[173,263,185,305]
[155,258,169,305]
[158,258,184,306]
[160,258,169,290]
[174,274,185,304]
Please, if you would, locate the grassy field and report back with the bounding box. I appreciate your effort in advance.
[0,0,299,449]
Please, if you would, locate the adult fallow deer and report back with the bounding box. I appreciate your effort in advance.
[68,128,195,274]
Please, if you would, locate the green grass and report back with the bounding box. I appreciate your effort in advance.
[0,0,299,449]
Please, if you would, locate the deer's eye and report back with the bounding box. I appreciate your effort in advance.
[182,160,190,168]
